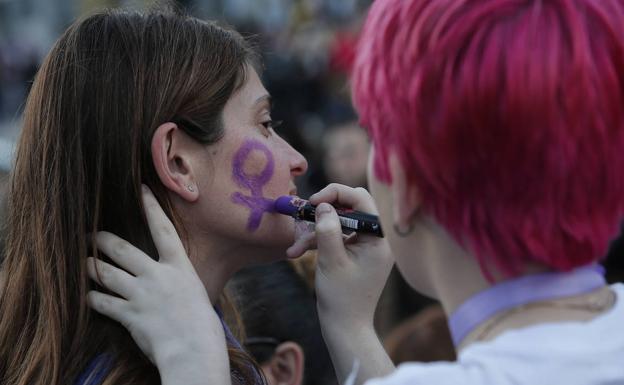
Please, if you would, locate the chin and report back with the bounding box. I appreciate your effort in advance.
[261,215,296,243]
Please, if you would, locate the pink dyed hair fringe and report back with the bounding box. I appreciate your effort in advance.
[352,0,624,279]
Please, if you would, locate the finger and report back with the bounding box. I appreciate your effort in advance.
[141,185,187,264]
[87,290,132,326]
[309,184,378,214]
[95,232,156,276]
[287,231,317,259]
[344,232,358,245]
[87,257,137,299]
[314,203,349,270]
[287,228,355,259]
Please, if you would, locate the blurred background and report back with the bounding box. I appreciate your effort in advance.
[0,0,622,366]
[0,0,369,195]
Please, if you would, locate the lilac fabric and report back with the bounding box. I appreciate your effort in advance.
[448,264,607,347]
[215,307,265,385]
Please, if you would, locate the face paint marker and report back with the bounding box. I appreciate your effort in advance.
[274,195,384,237]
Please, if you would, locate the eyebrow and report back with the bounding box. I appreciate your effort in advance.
[253,95,272,110]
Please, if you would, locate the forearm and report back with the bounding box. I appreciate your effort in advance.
[321,317,395,385]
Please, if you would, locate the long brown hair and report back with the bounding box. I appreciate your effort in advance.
[0,7,261,385]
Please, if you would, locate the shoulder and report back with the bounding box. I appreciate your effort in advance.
[365,286,624,385]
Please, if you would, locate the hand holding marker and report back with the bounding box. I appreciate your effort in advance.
[274,195,384,237]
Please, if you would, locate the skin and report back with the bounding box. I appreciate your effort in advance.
[150,66,307,301]
[230,139,277,231]
[87,67,307,385]
[259,342,305,385]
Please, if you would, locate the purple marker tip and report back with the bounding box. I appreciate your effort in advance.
[274,196,298,216]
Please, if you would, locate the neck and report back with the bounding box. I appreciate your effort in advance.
[413,220,600,350]
[423,224,499,316]
[185,232,246,304]
[426,237,610,351]
[432,251,551,316]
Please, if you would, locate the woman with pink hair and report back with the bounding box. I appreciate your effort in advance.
[307,1,624,384]
[90,1,624,384]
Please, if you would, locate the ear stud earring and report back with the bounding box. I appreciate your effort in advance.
[187,185,195,192]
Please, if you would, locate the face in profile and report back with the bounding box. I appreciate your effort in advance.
[185,67,308,261]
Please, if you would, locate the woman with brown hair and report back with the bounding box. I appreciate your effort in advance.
[93,1,624,385]
[0,7,307,385]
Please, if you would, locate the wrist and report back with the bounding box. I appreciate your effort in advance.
[319,310,376,341]
[154,320,228,370]
[318,303,375,331]
[156,334,230,385]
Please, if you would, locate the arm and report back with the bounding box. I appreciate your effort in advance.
[288,184,396,385]
[86,186,231,385]
[320,314,395,385]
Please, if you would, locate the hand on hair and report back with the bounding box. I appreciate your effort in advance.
[86,186,230,385]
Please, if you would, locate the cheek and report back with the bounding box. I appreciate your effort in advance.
[251,143,292,198]
[228,139,293,241]
[241,150,270,179]
[232,140,275,193]
[230,139,276,232]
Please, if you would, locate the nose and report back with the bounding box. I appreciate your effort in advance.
[287,143,308,177]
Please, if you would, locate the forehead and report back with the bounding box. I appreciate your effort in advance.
[229,67,269,110]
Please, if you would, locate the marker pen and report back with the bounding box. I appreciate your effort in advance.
[274,195,384,237]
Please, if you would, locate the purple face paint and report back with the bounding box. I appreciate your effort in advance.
[231,139,276,231]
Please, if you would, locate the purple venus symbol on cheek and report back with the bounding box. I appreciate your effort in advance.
[231,139,276,231]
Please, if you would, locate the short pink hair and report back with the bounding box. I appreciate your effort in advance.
[352,0,624,278]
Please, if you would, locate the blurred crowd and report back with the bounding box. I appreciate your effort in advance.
[0,39,39,124]
[0,0,622,377]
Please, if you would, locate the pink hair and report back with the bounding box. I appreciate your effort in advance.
[352,0,624,278]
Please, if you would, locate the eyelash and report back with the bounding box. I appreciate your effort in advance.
[260,119,283,136]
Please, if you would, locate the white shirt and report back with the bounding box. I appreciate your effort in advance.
[366,283,624,385]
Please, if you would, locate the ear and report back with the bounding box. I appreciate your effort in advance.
[388,152,421,229]
[151,122,199,202]
[261,342,305,385]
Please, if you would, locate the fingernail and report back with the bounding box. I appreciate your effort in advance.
[316,202,333,218]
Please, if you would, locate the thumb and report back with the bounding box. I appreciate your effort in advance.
[315,203,347,269]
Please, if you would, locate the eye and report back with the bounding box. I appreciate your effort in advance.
[260,120,283,136]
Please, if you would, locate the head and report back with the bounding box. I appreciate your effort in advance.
[322,121,369,188]
[229,259,337,385]
[0,8,305,385]
[353,0,624,293]
[383,305,456,364]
